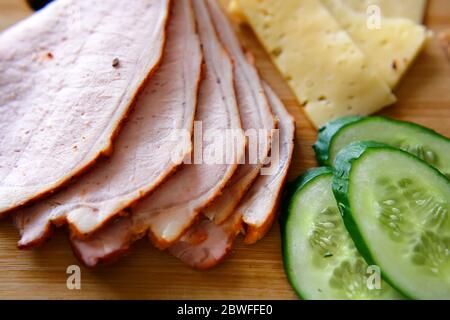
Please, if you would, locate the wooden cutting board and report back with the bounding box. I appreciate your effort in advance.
[0,0,448,300]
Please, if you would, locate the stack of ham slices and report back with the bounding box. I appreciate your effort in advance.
[1,0,295,269]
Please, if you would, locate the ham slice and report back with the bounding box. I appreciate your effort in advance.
[69,0,246,266]
[202,0,275,225]
[71,218,136,267]
[129,0,245,249]
[170,82,295,269]
[239,83,296,244]
[0,0,170,216]
[15,0,202,247]
[169,214,243,270]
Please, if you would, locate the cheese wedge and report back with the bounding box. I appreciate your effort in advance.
[229,0,427,24]
[342,0,427,24]
[238,0,396,128]
[322,0,428,88]
[230,0,427,89]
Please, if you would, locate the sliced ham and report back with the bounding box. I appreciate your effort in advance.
[71,218,136,267]
[0,0,170,216]
[131,0,245,249]
[239,82,296,244]
[169,215,243,270]
[202,0,275,225]
[170,82,295,269]
[15,0,202,247]
[69,0,246,266]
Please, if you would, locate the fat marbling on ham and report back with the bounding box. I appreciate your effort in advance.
[15,0,202,246]
[202,0,275,225]
[170,82,295,269]
[70,0,247,266]
[0,0,170,215]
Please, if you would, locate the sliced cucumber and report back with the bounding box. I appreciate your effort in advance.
[333,142,450,300]
[314,116,450,179]
[314,116,363,165]
[283,167,402,300]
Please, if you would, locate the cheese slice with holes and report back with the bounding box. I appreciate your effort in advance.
[322,0,428,88]
[229,0,427,24]
[342,0,427,24]
[238,0,396,128]
[230,0,427,89]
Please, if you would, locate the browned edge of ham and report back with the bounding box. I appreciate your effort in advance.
[129,0,245,250]
[15,0,203,247]
[241,82,296,244]
[70,81,294,270]
[169,81,296,269]
[0,0,171,216]
[68,0,246,267]
[169,214,243,270]
[202,0,275,225]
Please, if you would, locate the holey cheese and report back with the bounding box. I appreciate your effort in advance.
[238,0,396,128]
[342,0,427,24]
[231,0,428,89]
[229,0,427,24]
[322,0,427,88]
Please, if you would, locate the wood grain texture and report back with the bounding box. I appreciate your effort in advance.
[0,0,448,300]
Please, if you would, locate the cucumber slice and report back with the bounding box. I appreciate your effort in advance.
[314,116,450,179]
[283,167,402,300]
[314,116,363,165]
[333,142,450,300]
